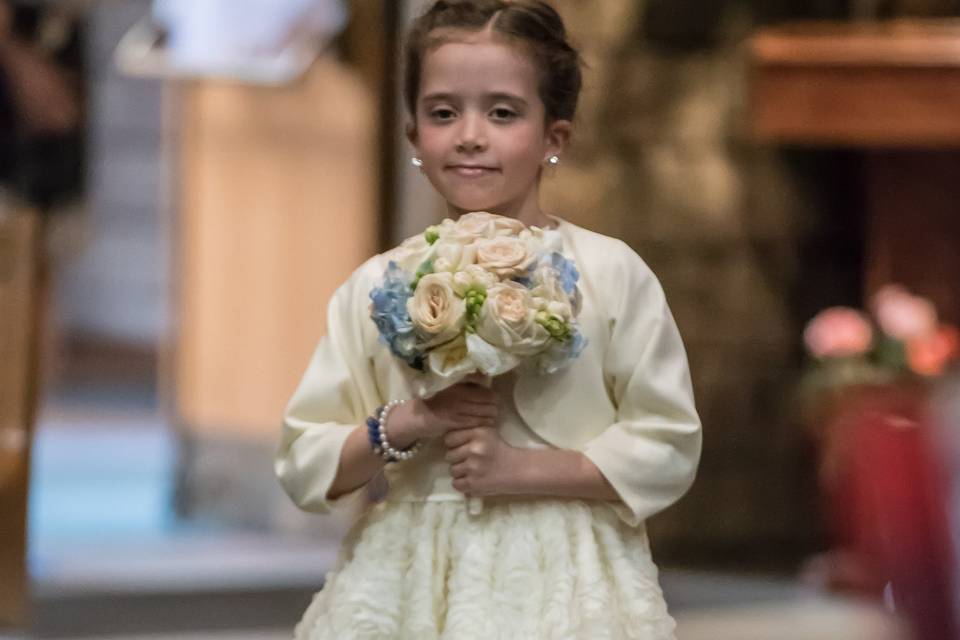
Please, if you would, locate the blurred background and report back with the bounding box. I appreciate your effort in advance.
[2,0,960,638]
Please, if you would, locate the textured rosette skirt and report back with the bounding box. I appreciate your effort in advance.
[293,498,677,640]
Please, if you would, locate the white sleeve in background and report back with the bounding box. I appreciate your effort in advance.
[153,0,347,64]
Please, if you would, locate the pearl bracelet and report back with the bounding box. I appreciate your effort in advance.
[370,399,421,463]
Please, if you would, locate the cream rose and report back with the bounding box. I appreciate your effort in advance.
[432,240,477,273]
[547,299,573,320]
[432,217,462,242]
[476,282,550,355]
[447,211,529,242]
[427,335,477,381]
[407,272,466,347]
[436,212,494,245]
[451,264,498,296]
[491,216,527,236]
[456,211,497,236]
[530,265,574,320]
[475,236,536,278]
[390,232,436,271]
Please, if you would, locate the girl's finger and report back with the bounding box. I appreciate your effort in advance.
[450,462,469,478]
[444,428,476,449]
[452,384,497,404]
[458,404,499,420]
[452,415,494,430]
[444,443,471,464]
[451,397,497,414]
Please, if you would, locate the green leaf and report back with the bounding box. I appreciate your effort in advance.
[873,336,907,372]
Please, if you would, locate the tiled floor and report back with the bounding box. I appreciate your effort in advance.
[2,634,289,640]
[33,529,338,596]
[26,388,339,638]
[29,410,175,549]
[19,387,907,640]
[18,595,907,640]
[75,634,289,640]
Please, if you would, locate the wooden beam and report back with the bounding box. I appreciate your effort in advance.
[750,20,960,146]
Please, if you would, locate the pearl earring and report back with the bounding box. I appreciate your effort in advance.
[411,157,424,168]
[548,155,560,166]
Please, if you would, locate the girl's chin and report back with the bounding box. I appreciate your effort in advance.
[445,195,505,214]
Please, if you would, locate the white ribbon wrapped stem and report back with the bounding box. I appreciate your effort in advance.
[466,373,495,516]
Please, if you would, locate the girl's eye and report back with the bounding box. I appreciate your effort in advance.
[491,108,517,121]
[430,108,456,121]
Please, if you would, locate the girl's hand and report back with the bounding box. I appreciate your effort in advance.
[443,426,523,497]
[388,375,500,445]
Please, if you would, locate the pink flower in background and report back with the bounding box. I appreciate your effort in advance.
[871,284,938,341]
[804,307,874,358]
[907,325,960,377]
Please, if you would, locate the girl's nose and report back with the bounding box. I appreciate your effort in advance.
[456,138,485,153]
[455,114,487,153]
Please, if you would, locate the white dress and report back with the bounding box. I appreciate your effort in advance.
[277,218,700,639]
[291,371,678,640]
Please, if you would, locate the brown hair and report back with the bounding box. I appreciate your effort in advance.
[404,0,583,124]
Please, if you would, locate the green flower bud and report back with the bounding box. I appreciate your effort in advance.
[416,260,434,278]
[425,227,440,245]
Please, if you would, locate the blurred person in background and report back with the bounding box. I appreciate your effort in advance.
[0,0,85,210]
[0,0,85,383]
[0,1,85,629]
[0,0,85,422]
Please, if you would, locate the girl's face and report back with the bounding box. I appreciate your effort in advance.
[408,35,570,220]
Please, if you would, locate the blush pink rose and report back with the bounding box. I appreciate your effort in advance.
[871,284,938,341]
[804,307,873,358]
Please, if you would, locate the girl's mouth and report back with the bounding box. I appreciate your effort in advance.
[447,166,499,178]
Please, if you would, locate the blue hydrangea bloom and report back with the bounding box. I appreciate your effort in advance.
[536,326,588,374]
[566,329,587,359]
[370,261,423,370]
[550,252,580,296]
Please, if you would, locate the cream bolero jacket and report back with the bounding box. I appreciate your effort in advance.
[275,218,702,527]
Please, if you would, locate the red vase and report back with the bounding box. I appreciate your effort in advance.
[823,384,958,640]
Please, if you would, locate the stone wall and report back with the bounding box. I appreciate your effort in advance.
[538,0,907,566]
[389,0,842,564]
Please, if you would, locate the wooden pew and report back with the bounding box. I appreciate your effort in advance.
[0,207,41,629]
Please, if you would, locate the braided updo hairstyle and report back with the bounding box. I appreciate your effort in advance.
[404,0,583,125]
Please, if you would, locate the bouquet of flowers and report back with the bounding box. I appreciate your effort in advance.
[800,284,959,422]
[369,212,587,397]
[800,287,960,606]
[804,284,959,379]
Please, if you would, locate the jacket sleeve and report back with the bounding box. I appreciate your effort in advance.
[274,266,384,514]
[580,244,702,527]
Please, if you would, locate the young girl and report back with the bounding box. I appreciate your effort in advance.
[275,1,702,638]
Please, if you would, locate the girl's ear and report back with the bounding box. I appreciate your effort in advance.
[543,119,572,163]
[406,121,419,147]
